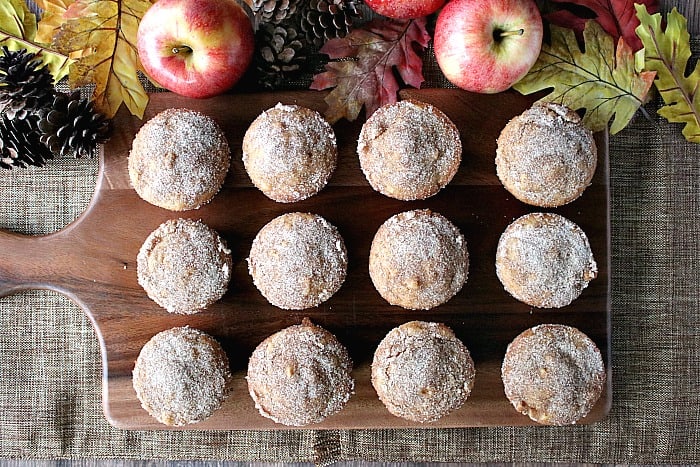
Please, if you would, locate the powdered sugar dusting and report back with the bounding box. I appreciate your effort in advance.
[496,212,597,308]
[132,326,232,426]
[128,108,230,211]
[371,321,475,423]
[495,102,597,207]
[358,100,462,201]
[246,318,354,426]
[137,218,232,314]
[369,209,468,310]
[247,213,347,310]
[501,324,606,425]
[242,103,337,203]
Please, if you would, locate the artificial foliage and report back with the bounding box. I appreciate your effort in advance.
[546,0,659,51]
[310,17,430,123]
[50,0,151,119]
[513,21,656,134]
[0,0,72,82]
[635,5,700,143]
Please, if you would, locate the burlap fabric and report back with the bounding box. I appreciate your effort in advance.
[1,1,699,462]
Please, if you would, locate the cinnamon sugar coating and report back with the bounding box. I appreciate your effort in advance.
[132,326,232,426]
[501,324,606,425]
[496,102,597,207]
[242,103,337,203]
[247,212,347,310]
[128,108,230,211]
[369,209,468,310]
[137,218,232,314]
[496,212,597,308]
[371,321,475,423]
[246,318,354,426]
[358,100,462,201]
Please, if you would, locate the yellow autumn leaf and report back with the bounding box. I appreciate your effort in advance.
[52,0,151,118]
[35,0,75,45]
[0,0,73,82]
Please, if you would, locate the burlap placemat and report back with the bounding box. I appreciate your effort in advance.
[2,2,700,463]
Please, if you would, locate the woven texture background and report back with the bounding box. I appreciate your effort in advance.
[1,1,700,462]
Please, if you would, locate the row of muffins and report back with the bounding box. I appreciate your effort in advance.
[136,208,596,316]
[128,99,597,210]
[133,319,606,427]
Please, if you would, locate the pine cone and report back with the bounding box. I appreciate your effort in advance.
[251,0,303,25]
[0,114,54,169]
[254,22,309,89]
[0,46,55,121]
[300,0,361,48]
[37,90,111,158]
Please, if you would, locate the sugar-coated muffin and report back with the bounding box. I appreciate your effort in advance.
[501,324,606,425]
[132,326,231,426]
[242,103,337,203]
[369,209,468,310]
[496,212,597,308]
[358,100,462,201]
[137,218,232,314]
[371,321,475,423]
[496,102,597,207]
[247,212,347,310]
[246,318,354,426]
[128,108,230,211]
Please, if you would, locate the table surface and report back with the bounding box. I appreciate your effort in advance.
[1,0,699,463]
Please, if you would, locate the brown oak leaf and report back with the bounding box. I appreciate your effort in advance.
[310,17,430,123]
[546,0,659,51]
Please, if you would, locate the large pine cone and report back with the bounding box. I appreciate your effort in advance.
[0,114,54,169]
[0,46,55,121]
[254,22,309,89]
[299,0,361,48]
[37,90,111,158]
[251,0,303,26]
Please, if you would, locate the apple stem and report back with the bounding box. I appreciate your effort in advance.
[171,45,192,55]
[499,29,525,37]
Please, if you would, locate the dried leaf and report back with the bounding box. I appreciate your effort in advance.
[635,6,700,143]
[0,0,73,82]
[310,17,430,123]
[546,0,659,51]
[513,21,655,134]
[52,0,151,118]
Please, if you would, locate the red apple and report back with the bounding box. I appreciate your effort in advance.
[137,0,254,99]
[364,0,446,19]
[434,0,543,94]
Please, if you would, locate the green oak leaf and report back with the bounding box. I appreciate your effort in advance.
[635,5,700,143]
[513,21,655,134]
[0,0,73,82]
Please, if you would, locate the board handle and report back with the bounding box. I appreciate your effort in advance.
[0,228,69,298]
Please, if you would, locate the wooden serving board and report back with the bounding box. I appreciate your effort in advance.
[0,89,611,430]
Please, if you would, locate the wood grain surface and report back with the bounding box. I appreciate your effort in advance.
[0,89,611,430]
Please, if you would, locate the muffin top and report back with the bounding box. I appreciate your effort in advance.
[501,324,606,425]
[242,103,337,203]
[247,212,347,310]
[371,321,475,423]
[358,100,462,201]
[137,218,232,314]
[132,326,231,426]
[128,108,230,211]
[369,209,468,310]
[496,102,597,207]
[246,318,354,426]
[496,212,597,308]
